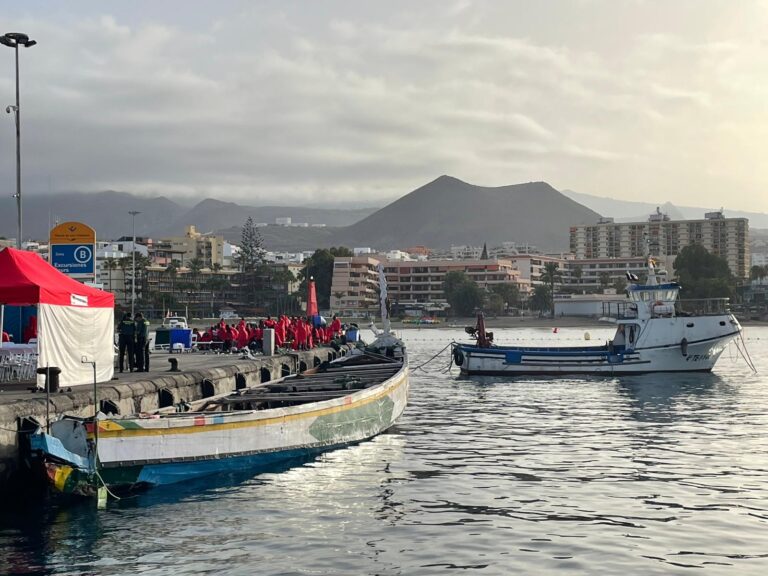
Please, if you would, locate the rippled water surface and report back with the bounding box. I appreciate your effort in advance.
[2,326,768,575]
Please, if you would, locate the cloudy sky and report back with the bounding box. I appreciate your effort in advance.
[0,0,766,210]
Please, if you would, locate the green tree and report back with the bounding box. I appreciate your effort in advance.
[598,272,611,290]
[674,245,734,298]
[443,271,484,316]
[571,264,583,286]
[612,276,627,293]
[166,261,179,297]
[530,285,551,315]
[298,246,354,309]
[452,281,484,316]
[443,270,469,298]
[236,217,265,273]
[206,276,230,316]
[751,265,767,283]
[487,293,505,316]
[489,283,520,313]
[540,262,562,318]
[104,257,118,293]
[234,217,266,305]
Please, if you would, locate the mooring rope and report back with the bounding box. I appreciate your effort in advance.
[734,332,758,374]
[412,341,454,372]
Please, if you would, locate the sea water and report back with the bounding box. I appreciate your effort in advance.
[1,326,767,575]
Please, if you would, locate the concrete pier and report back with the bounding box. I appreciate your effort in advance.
[0,347,345,491]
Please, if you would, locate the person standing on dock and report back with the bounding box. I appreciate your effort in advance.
[117,312,136,373]
[134,312,151,372]
[330,315,342,339]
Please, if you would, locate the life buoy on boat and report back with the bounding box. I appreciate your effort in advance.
[453,347,464,367]
[680,337,688,357]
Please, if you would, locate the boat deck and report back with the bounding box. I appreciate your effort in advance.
[204,353,404,410]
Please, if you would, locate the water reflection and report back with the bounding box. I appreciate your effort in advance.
[615,372,736,423]
[1,327,766,575]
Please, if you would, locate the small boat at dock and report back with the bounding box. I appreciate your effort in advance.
[29,264,407,498]
[452,256,742,376]
[29,340,407,497]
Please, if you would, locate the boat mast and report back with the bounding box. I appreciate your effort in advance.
[377,263,391,334]
[643,233,658,287]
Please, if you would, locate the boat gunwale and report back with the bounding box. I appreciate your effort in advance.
[92,362,408,437]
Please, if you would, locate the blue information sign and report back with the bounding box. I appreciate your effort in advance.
[50,244,95,276]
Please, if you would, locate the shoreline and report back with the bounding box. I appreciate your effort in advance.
[172,315,768,332]
[387,316,768,330]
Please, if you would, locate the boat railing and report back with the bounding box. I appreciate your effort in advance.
[675,298,731,316]
[601,301,637,319]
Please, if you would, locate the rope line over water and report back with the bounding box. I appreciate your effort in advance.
[412,342,454,372]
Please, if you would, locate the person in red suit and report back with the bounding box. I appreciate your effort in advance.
[293,320,305,350]
[330,315,342,338]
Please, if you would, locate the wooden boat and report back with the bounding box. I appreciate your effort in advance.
[29,341,408,497]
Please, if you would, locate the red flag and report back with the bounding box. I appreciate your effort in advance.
[307,278,319,317]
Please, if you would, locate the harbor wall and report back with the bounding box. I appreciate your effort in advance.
[0,348,340,493]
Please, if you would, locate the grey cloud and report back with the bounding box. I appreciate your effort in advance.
[0,1,764,213]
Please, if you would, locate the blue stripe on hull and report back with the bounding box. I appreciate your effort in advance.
[136,445,334,486]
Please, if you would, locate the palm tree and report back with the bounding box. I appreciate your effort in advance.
[166,260,179,299]
[540,262,562,318]
[332,290,345,312]
[188,257,204,290]
[118,256,131,305]
[104,257,118,294]
[571,264,583,288]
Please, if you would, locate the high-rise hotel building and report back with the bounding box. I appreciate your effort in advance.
[569,210,749,278]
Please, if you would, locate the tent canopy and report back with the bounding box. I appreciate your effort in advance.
[0,247,113,308]
[0,248,115,387]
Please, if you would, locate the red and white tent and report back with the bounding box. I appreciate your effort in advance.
[0,248,114,387]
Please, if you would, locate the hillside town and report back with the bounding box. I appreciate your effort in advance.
[1,198,765,323]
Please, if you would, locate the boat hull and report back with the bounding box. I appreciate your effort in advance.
[454,316,741,376]
[31,363,409,496]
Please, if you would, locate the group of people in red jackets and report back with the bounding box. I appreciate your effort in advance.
[196,315,344,353]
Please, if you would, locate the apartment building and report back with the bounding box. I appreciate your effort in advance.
[566,257,648,290]
[151,225,225,269]
[330,256,382,312]
[569,210,749,278]
[330,256,526,312]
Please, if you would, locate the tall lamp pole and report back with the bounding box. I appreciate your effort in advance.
[129,210,141,317]
[0,32,36,249]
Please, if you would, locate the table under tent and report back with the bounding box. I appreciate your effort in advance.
[0,247,114,387]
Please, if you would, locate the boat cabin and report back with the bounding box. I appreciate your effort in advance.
[627,282,680,319]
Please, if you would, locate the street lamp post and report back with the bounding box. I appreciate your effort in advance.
[0,32,36,249]
[129,210,141,317]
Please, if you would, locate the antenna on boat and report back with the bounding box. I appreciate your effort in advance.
[642,233,659,286]
[82,356,107,509]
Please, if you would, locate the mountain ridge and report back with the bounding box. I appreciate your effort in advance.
[562,189,768,228]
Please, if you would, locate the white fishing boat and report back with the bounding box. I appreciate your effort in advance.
[452,257,743,376]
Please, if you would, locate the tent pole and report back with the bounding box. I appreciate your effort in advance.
[0,304,4,349]
[45,365,50,432]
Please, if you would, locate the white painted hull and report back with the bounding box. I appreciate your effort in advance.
[95,365,409,467]
[456,315,741,376]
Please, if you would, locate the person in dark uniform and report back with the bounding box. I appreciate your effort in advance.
[134,312,151,372]
[118,312,136,373]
